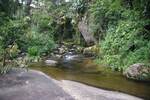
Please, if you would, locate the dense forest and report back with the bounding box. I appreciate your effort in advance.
[0,0,150,100]
[0,0,150,72]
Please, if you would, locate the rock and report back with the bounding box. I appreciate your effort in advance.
[15,56,29,68]
[45,60,58,66]
[69,48,76,52]
[78,20,96,46]
[33,58,39,63]
[51,43,83,58]
[55,54,62,59]
[0,69,143,100]
[63,54,81,61]
[76,46,83,53]
[58,80,142,100]
[83,45,99,57]
[72,44,77,48]
[20,64,28,68]
[64,47,68,51]
[50,53,62,60]
[58,47,65,54]
[41,53,47,56]
[50,52,55,57]
[61,45,66,48]
[53,49,59,54]
[123,63,150,81]
[0,69,74,100]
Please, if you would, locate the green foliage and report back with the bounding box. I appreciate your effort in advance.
[0,0,56,74]
[9,43,20,58]
[28,46,39,57]
[27,4,56,56]
[0,19,27,49]
[89,0,124,37]
[71,0,89,15]
[27,30,55,55]
[90,0,150,71]
[101,19,150,70]
[0,65,11,74]
[0,0,149,74]
[0,0,18,17]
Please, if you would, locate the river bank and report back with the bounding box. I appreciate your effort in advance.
[0,69,143,100]
[30,58,150,99]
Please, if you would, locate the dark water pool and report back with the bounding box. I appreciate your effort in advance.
[29,58,150,99]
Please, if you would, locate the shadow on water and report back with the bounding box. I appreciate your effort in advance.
[29,57,150,99]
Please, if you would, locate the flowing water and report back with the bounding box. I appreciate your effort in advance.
[29,57,150,99]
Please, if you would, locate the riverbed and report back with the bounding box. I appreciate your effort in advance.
[29,58,150,99]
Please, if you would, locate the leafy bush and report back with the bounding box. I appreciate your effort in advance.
[0,65,11,74]
[89,0,123,39]
[28,46,39,57]
[9,43,20,58]
[90,0,150,71]
[26,29,55,56]
[100,18,150,71]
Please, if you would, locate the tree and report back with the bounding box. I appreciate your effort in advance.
[90,0,150,70]
[0,19,27,67]
[0,0,26,67]
[0,0,19,17]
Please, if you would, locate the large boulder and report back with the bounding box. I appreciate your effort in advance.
[78,18,96,46]
[123,63,150,81]
[0,69,74,100]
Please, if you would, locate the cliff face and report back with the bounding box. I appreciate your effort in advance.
[78,15,96,46]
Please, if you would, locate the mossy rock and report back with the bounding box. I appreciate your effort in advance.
[83,45,99,57]
[123,63,150,81]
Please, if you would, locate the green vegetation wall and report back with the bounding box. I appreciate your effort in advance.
[0,0,150,72]
[0,0,56,68]
[89,0,150,71]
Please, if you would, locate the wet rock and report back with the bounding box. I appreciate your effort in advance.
[76,46,83,53]
[41,53,47,56]
[27,56,41,63]
[63,54,81,61]
[55,54,63,59]
[53,49,59,54]
[51,43,83,60]
[72,44,77,48]
[15,56,30,68]
[45,60,58,66]
[52,44,68,55]
[69,48,76,52]
[50,52,63,60]
[63,51,81,58]
[83,45,99,57]
[123,63,150,81]
[58,47,65,54]
[58,80,142,100]
[61,45,66,49]
[0,69,74,100]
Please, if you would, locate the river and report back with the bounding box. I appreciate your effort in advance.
[29,57,150,99]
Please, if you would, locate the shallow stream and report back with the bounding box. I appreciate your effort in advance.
[30,57,150,99]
